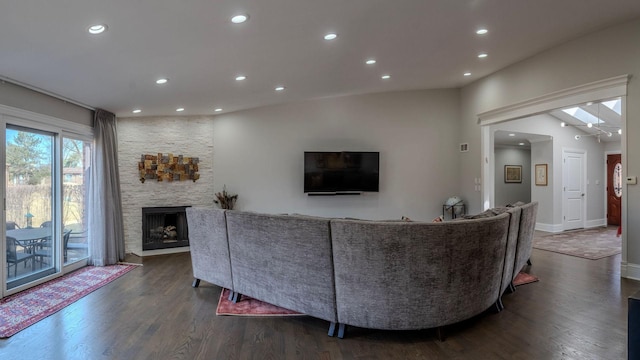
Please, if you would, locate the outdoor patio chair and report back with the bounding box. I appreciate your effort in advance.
[6,236,36,277]
[34,230,71,267]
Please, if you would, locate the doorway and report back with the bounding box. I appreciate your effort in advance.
[478,75,628,275]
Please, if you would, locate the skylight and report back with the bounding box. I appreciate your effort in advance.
[602,99,622,115]
[562,107,605,125]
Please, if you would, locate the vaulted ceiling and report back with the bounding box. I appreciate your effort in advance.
[2,1,640,117]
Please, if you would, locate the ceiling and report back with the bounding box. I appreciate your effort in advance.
[2,1,640,118]
[494,131,551,149]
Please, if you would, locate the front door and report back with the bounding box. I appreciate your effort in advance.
[607,153,622,226]
[563,149,586,231]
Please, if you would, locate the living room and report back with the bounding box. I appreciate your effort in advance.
[2,2,640,358]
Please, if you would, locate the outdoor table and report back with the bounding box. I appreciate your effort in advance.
[7,227,53,253]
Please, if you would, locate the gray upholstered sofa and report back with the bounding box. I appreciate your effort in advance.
[186,202,537,339]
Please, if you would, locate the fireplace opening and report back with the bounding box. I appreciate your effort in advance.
[142,206,190,250]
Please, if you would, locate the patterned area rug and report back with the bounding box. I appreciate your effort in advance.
[0,264,138,338]
[216,273,540,316]
[513,272,539,286]
[216,288,303,316]
[533,227,620,260]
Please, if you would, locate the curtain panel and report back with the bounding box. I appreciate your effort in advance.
[88,109,125,265]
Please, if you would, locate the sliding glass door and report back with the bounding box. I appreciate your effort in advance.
[1,109,93,297]
[5,126,56,289]
[62,137,91,265]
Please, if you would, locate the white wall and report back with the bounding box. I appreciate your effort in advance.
[531,140,554,226]
[604,141,621,153]
[494,146,531,206]
[117,116,215,254]
[461,18,640,277]
[212,89,460,221]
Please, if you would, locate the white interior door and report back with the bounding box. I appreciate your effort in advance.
[563,149,586,231]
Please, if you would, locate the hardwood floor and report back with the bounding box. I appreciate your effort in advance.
[1,245,639,359]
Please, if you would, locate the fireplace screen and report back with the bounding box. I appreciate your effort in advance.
[142,206,190,250]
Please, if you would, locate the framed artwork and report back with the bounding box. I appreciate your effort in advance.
[504,165,522,183]
[535,164,548,186]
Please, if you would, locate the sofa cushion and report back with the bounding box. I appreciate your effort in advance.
[225,211,337,323]
[186,207,234,290]
[331,213,511,330]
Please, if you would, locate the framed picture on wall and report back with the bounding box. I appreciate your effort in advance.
[535,163,548,186]
[504,165,522,183]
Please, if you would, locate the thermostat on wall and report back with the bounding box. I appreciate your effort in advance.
[626,176,637,185]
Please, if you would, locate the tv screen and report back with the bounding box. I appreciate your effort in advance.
[304,151,379,193]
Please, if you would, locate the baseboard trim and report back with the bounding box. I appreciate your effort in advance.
[536,219,607,233]
[585,218,607,228]
[535,222,563,233]
[623,263,640,281]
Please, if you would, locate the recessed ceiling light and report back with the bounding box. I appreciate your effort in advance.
[381,75,391,80]
[509,133,515,137]
[88,24,107,34]
[324,33,338,40]
[478,53,488,58]
[476,28,488,35]
[235,75,247,81]
[275,86,285,91]
[176,108,185,112]
[215,108,223,112]
[132,109,142,114]
[231,14,249,24]
[463,72,472,76]
[156,78,168,85]
[365,59,376,65]
[519,142,525,146]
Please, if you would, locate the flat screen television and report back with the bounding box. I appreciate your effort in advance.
[304,151,379,193]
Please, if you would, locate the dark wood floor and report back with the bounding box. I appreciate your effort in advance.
[1,244,639,359]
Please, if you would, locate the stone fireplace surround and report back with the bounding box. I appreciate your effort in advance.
[117,116,215,256]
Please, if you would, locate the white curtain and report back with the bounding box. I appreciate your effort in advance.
[88,109,125,266]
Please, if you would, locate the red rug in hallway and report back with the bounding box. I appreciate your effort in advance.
[513,272,539,286]
[216,288,303,317]
[0,264,139,338]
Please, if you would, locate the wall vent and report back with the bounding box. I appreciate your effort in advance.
[460,143,469,152]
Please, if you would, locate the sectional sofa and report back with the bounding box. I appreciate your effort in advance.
[187,202,538,339]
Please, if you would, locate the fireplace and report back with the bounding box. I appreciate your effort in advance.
[142,206,190,250]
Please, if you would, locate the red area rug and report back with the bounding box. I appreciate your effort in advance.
[0,264,138,338]
[216,288,303,316]
[513,272,539,286]
[216,273,540,316]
